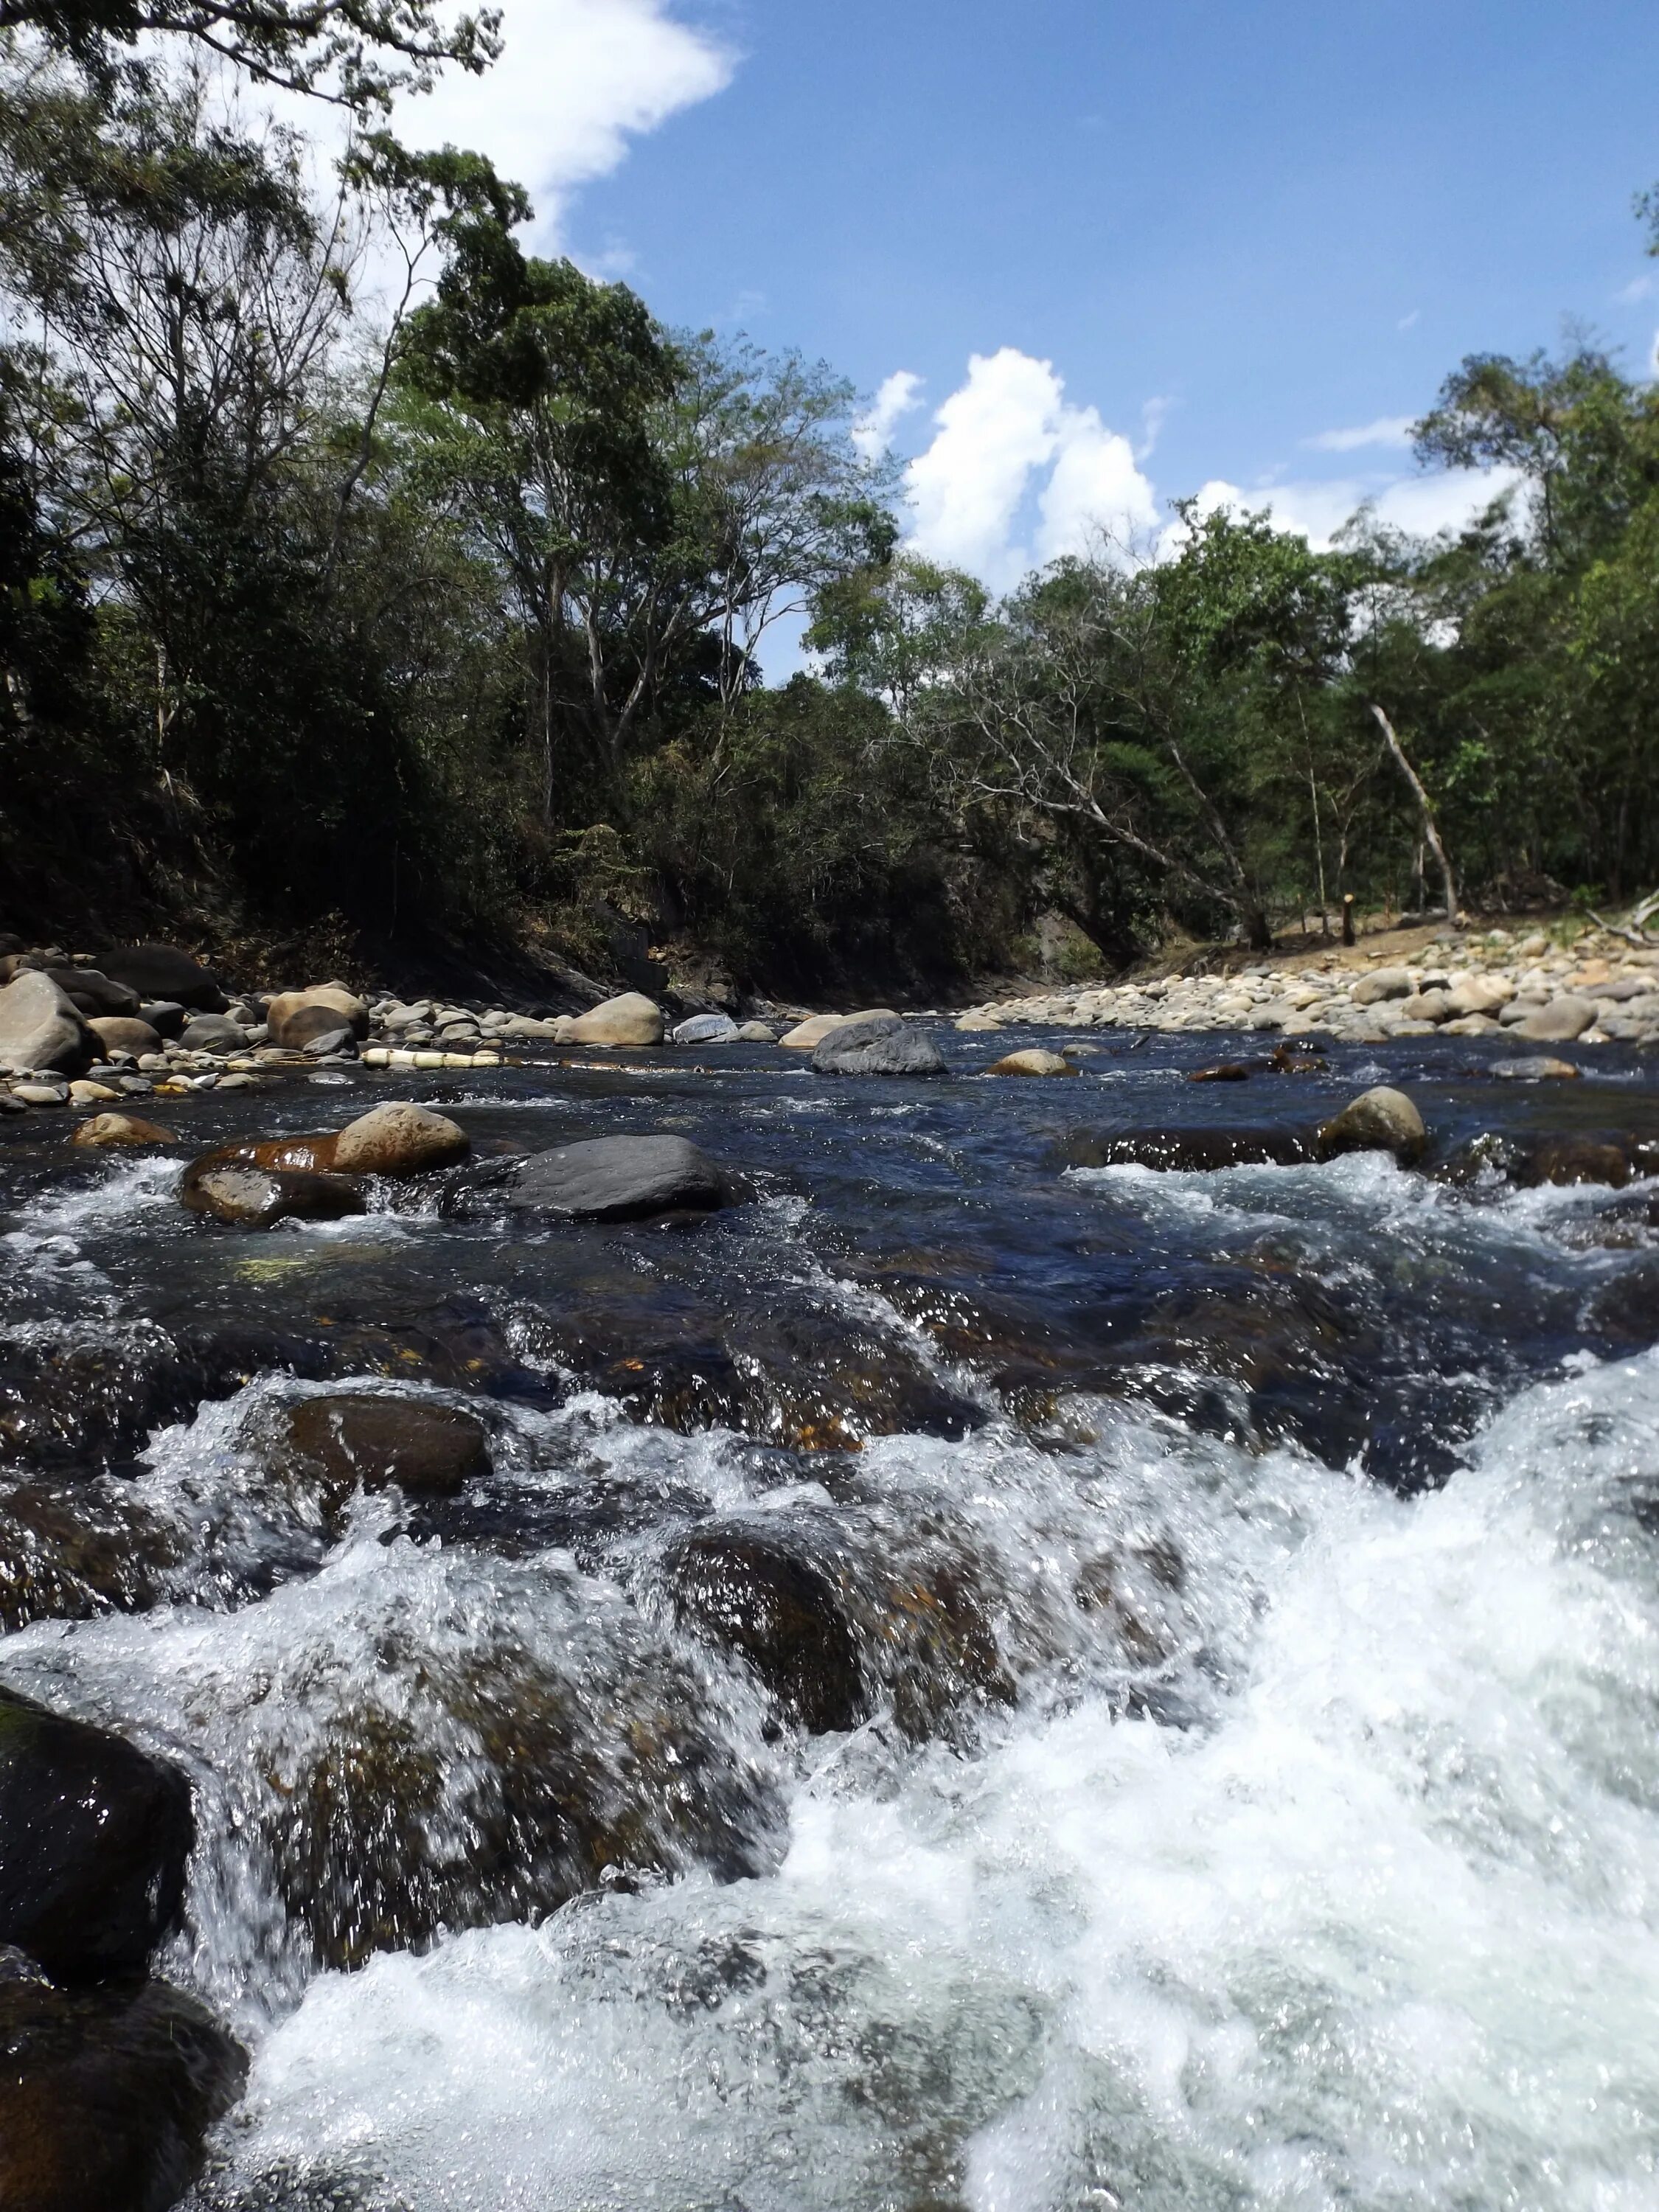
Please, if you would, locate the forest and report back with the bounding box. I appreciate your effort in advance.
[3,0,1658,995]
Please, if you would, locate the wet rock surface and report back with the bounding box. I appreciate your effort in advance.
[0,1686,192,1980]
[509,1134,727,1221]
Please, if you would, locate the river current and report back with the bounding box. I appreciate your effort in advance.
[4,1026,1659,2211]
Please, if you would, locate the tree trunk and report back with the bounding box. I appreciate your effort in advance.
[1370,705,1457,922]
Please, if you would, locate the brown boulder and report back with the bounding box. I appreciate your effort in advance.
[331,1102,470,1177]
[180,1157,365,1228]
[1316,1085,1426,1164]
[265,986,369,1050]
[987,1048,1077,1077]
[86,1016,163,1057]
[563,991,665,1048]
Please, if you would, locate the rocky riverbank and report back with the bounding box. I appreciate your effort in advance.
[955,922,1659,1048]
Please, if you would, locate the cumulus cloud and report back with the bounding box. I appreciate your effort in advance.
[396,0,734,245]
[903,348,1158,588]
[852,370,924,462]
[1304,414,1417,453]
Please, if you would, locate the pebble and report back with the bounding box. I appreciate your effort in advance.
[13,1082,67,1106]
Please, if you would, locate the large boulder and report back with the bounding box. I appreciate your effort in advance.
[987,1048,1076,1077]
[0,1685,193,1980]
[1317,1085,1427,1164]
[44,967,141,1019]
[1349,967,1413,1005]
[180,1158,366,1228]
[87,1016,163,1058]
[812,1018,947,1077]
[779,1009,897,1049]
[0,1969,246,2212]
[1512,995,1598,1043]
[509,1135,726,1222]
[671,1012,740,1046]
[70,1113,175,1150]
[276,1394,490,1516]
[331,1102,470,1177]
[564,992,665,1047]
[0,972,94,1078]
[265,986,369,1051]
[665,1523,866,1734]
[177,1012,248,1055]
[101,944,226,1012]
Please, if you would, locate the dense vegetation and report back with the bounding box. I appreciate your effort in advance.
[3,5,1658,992]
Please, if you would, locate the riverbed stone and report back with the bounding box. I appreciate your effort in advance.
[0,1968,246,2212]
[779,1009,898,1049]
[736,1020,776,1041]
[510,1134,727,1222]
[331,1102,470,1177]
[987,1048,1077,1077]
[265,987,370,1049]
[0,1685,193,1980]
[87,1016,162,1058]
[1054,1126,1314,1172]
[813,1018,947,1077]
[1317,1085,1427,1163]
[178,1012,247,1054]
[1492,1055,1581,1080]
[0,972,94,1078]
[45,967,141,1020]
[565,992,665,1047]
[1513,994,1597,1043]
[1349,968,1413,1004]
[672,1012,740,1046]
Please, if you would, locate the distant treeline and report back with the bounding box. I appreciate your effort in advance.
[3,1,1658,989]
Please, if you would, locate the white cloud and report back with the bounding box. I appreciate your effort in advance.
[852,370,924,462]
[1397,309,1421,331]
[903,348,1158,588]
[1304,414,1416,453]
[1164,467,1520,557]
[396,0,734,245]
[1617,273,1655,304]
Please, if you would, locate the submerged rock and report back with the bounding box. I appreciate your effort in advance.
[0,1965,246,2212]
[0,1481,183,1630]
[812,1018,947,1077]
[330,1102,470,1177]
[1492,1055,1581,1081]
[275,1394,490,1514]
[70,1113,175,1150]
[1316,1085,1427,1164]
[666,1523,868,1734]
[509,1135,727,1222]
[180,1158,367,1228]
[0,1685,193,1980]
[987,1048,1076,1077]
[1052,1127,1313,1172]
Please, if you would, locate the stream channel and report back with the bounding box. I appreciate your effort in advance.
[4,1024,1659,2210]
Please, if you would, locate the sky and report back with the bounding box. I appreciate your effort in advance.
[397,0,1659,593]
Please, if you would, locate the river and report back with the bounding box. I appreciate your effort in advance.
[4,1026,1658,2210]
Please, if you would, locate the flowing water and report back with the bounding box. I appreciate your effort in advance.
[4,1028,1659,2211]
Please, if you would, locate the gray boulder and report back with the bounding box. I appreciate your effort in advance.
[0,970,94,1077]
[1349,968,1413,1005]
[1512,995,1597,1043]
[178,1013,248,1055]
[45,967,141,1019]
[509,1135,727,1222]
[812,1018,947,1077]
[672,1012,740,1046]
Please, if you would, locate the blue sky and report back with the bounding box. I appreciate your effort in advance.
[406,0,1659,585]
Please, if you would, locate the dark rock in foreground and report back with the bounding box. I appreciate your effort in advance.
[0,1685,192,1981]
[509,1135,727,1222]
[812,1016,947,1077]
[0,1963,246,2212]
[181,1156,367,1228]
[666,1523,868,1734]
